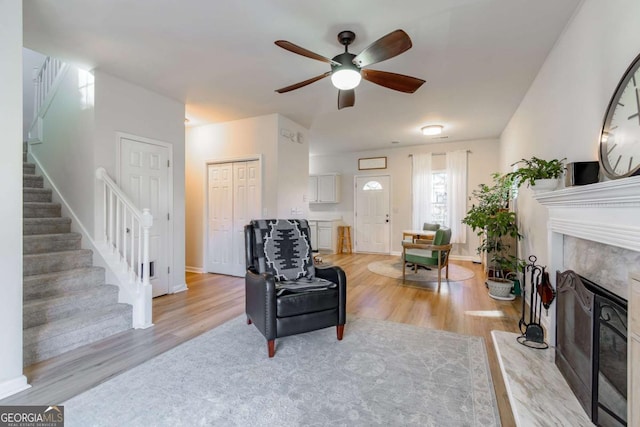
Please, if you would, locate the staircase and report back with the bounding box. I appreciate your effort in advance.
[22,145,133,366]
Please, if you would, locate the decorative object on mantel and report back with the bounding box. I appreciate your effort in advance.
[358,156,387,170]
[517,255,555,349]
[565,161,600,187]
[598,51,640,179]
[507,156,566,193]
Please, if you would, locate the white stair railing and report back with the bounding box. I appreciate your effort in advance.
[28,56,68,143]
[95,167,153,328]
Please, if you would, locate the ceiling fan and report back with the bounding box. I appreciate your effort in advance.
[274,29,425,110]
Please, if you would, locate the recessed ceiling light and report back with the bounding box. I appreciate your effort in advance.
[421,125,443,136]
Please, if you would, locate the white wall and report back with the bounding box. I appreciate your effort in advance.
[185,113,310,270]
[500,0,640,266]
[277,115,310,218]
[22,48,46,141]
[309,138,500,257]
[29,66,96,231]
[0,0,29,399]
[93,70,186,292]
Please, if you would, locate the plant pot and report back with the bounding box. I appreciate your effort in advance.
[531,178,558,193]
[487,277,514,300]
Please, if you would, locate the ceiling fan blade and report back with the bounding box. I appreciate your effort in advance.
[361,69,425,93]
[275,72,331,93]
[352,29,412,68]
[338,89,355,110]
[275,40,341,66]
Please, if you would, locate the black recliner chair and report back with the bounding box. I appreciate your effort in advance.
[245,219,347,357]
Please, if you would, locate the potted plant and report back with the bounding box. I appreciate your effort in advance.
[462,173,522,299]
[507,156,566,192]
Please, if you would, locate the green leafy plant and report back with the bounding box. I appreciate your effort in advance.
[507,157,566,187]
[462,173,522,281]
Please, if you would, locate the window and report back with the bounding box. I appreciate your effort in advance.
[431,171,447,225]
[362,180,383,191]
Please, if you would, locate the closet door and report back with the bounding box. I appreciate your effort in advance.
[232,160,261,276]
[207,163,234,275]
[208,160,261,277]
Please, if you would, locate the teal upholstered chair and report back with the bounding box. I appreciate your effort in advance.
[422,223,441,231]
[402,227,452,289]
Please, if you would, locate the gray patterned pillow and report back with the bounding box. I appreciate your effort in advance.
[251,219,315,281]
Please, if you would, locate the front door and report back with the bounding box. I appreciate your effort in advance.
[355,175,390,253]
[119,136,171,297]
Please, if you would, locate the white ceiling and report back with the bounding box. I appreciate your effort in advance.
[23,0,582,155]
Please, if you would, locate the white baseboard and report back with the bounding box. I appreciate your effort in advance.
[0,375,30,400]
[171,283,188,294]
[185,266,204,274]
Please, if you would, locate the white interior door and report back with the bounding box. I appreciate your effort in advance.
[207,163,234,275]
[355,175,390,253]
[207,160,261,277]
[120,137,171,297]
[232,160,261,276]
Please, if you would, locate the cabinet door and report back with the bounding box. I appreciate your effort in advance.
[317,175,336,203]
[308,176,318,203]
[317,222,333,250]
[309,221,318,251]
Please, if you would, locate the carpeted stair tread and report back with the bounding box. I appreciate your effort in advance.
[24,217,72,235]
[23,284,120,328]
[23,304,133,366]
[23,232,82,254]
[23,201,62,218]
[23,174,44,188]
[23,187,53,202]
[23,163,36,174]
[23,267,106,300]
[23,249,93,276]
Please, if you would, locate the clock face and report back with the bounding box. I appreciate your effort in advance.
[599,54,640,179]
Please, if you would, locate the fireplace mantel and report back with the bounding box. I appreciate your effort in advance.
[534,175,640,253]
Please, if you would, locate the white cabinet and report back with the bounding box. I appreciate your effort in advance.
[309,174,340,203]
[309,221,318,252]
[307,219,341,253]
[317,222,333,250]
[629,274,640,426]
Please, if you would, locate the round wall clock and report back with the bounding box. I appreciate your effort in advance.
[599,52,640,179]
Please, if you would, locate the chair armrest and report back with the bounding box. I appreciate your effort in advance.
[245,267,277,340]
[315,265,347,325]
[402,241,453,252]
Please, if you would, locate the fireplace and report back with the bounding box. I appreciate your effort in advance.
[556,270,628,426]
[534,176,640,427]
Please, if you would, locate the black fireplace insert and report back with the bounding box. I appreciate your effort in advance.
[555,270,627,427]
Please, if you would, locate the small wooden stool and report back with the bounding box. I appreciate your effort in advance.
[337,225,352,254]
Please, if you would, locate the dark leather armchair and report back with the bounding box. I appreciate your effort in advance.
[245,219,347,357]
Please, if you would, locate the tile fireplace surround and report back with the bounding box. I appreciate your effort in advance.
[494,175,640,426]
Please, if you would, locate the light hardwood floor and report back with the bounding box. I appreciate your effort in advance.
[1,254,521,426]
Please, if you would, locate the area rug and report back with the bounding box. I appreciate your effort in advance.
[368,258,475,282]
[63,316,499,427]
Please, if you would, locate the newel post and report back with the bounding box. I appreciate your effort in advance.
[136,208,154,329]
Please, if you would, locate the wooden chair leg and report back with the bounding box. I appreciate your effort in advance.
[247,317,252,325]
[402,256,406,283]
[336,324,344,340]
[267,340,275,358]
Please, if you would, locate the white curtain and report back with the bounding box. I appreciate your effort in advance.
[411,153,432,230]
[446,150,468,244]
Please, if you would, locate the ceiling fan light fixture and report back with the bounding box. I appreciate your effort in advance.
[331,68,361,90]
[421,125,443,136]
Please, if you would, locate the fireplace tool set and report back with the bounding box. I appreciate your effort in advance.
[517,255,556,349]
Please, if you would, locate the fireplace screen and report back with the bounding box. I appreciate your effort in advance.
[555,270,627,426]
